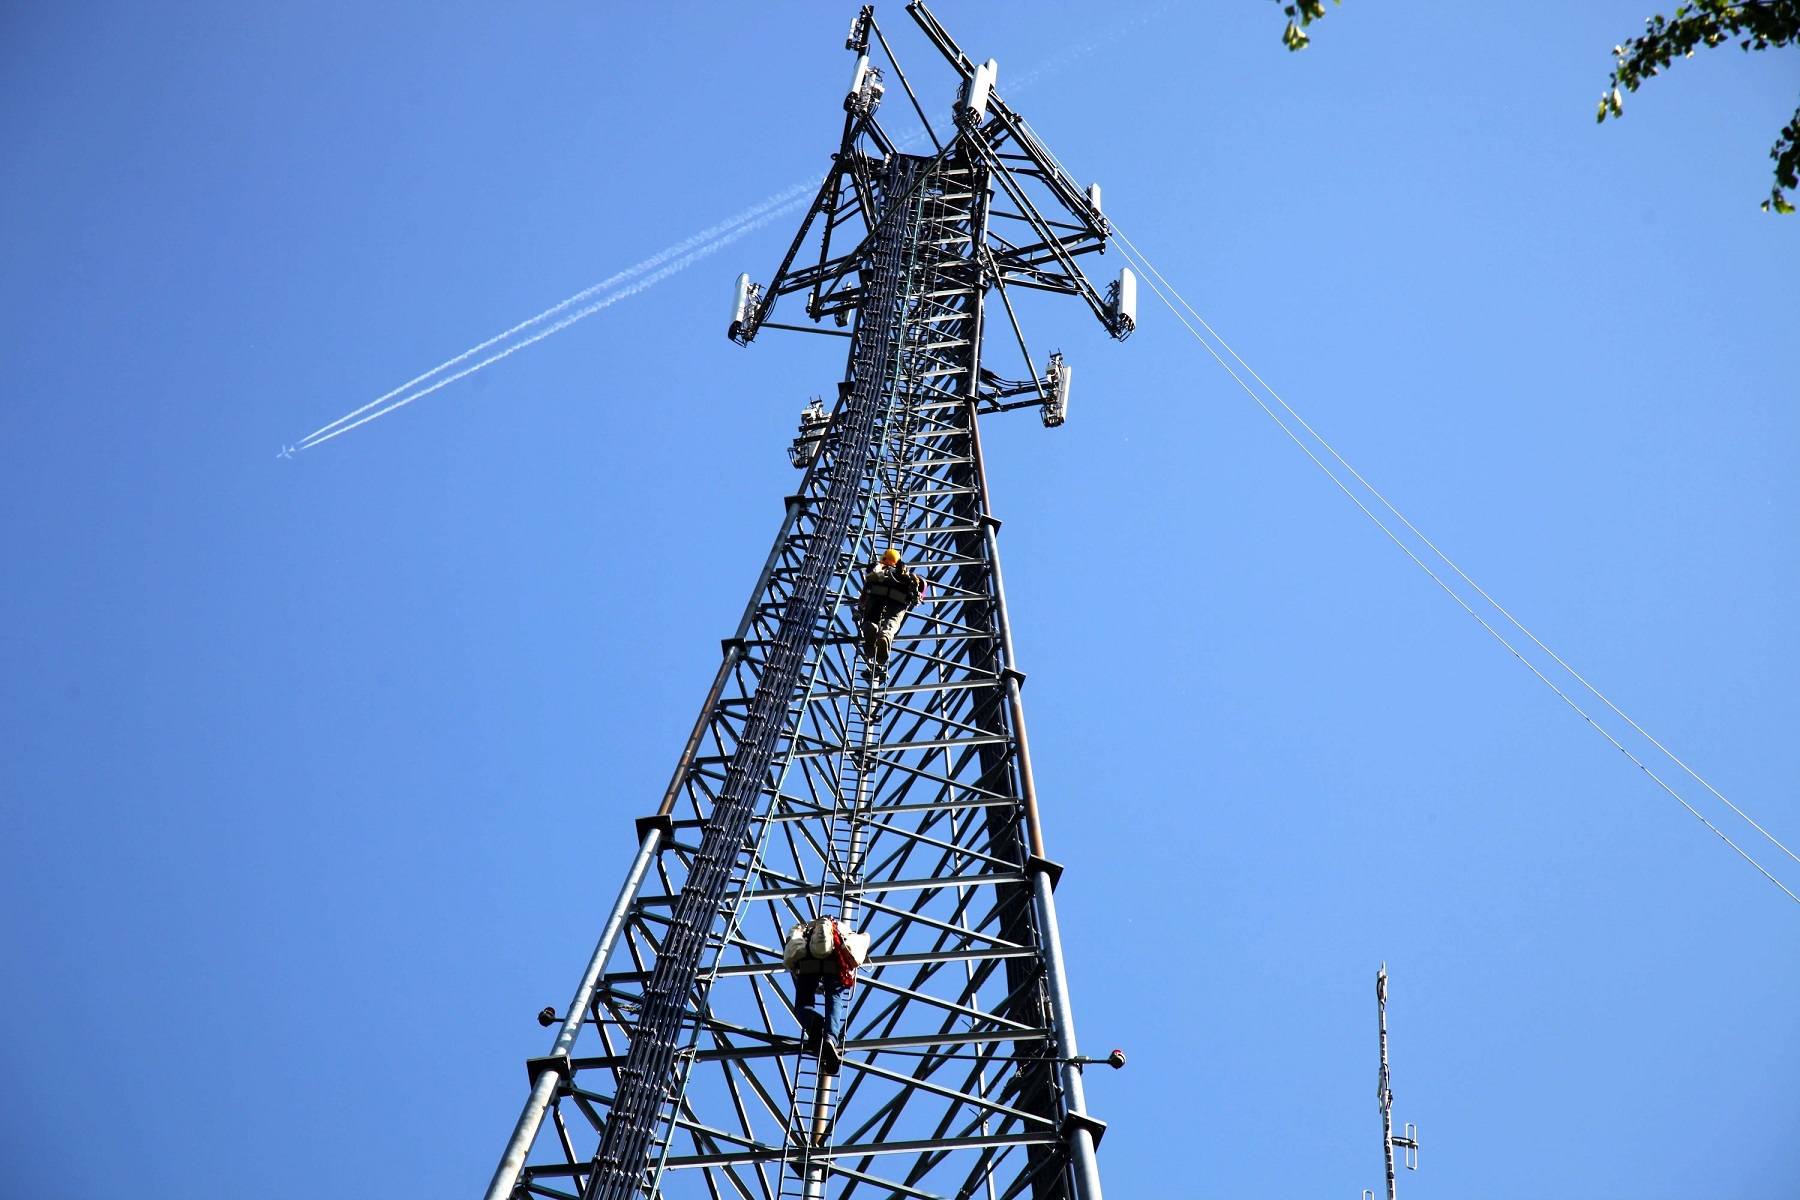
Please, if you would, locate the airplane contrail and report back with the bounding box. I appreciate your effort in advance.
[293,195,813,452]
[287,178,820,454]
[282,5,1167,456]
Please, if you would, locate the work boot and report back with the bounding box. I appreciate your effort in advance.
[820,1037,843,1075]
[797,1008,824,1050]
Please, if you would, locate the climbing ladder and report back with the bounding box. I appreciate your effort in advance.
[774,670,883,1192]
[827,678,880,925]
[770,156,959,1198]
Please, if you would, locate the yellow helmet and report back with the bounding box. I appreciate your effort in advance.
[881,548,900,565]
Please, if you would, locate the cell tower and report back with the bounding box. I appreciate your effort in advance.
[482,6,1132,1200]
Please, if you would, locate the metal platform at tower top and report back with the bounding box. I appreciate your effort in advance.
[483,7,1134,1200]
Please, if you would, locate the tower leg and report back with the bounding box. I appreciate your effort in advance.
[1032,868,1104,1200]
[481,828,664,1200]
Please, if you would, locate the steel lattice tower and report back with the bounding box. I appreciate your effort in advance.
[484,7,1132,1200]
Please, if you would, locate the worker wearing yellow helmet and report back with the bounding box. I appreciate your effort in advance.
[857,547,927,673]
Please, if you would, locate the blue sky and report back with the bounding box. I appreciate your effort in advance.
[2,3,1797,1197]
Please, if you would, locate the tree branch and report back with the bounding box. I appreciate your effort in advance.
[1598,1,1800,211]
[1275,0,1340,52]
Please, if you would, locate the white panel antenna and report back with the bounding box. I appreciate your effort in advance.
[1110,267,1136,338]
[1041,352,1072,428]
[959,58,997,125]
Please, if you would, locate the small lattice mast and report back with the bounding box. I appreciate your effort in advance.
[1374,965,1419,1200]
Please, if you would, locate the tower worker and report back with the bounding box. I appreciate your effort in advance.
[857,548,926,669]
[784,916,871,1074]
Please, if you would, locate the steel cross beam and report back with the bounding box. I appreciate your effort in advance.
[483,9,1127,1200]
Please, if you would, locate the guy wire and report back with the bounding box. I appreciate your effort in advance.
[1108,228,1799,907]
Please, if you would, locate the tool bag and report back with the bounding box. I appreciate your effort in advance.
[783,920,815,971]
[783,918,871,983]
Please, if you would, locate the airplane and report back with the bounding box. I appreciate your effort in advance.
[277,445,295,459]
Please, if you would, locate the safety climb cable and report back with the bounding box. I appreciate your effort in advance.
[1107,225,1800,908]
